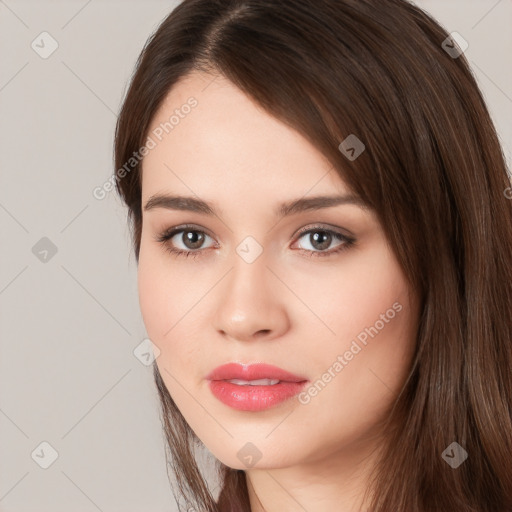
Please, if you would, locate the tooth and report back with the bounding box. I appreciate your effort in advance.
[227,378,280,386]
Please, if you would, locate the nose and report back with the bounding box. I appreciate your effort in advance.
[212,256,290,343]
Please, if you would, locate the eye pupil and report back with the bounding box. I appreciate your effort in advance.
[183,231,204,249]
[311,231,332,250]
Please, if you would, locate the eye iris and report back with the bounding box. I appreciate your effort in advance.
[183,231,204,249]
[310,231,331,250]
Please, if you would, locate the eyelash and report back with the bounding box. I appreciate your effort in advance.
[155,223,356,260]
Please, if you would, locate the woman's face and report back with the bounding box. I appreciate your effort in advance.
[138,71,419,471]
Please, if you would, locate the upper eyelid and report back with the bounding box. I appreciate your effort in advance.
[156,224,215,242]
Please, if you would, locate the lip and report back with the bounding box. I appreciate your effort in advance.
[206,363,306,382]
[206,363,308,412]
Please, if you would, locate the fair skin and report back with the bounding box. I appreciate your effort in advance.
[138,71,420,512]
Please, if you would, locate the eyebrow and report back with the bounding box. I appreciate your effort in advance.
[144,193,370,218]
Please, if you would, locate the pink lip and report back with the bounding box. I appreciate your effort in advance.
[206,363,308,412]
[206,363,306,382]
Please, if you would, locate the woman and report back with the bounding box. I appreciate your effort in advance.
[114,0,512,510]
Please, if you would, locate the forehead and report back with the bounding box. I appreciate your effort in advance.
[141,71,351,204]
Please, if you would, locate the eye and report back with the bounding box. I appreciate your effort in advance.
[155,224,356,259]
[292,226,356,258]
[155,224,216,259]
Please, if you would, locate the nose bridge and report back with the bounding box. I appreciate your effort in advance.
[229,251,268,310]
[212,248,289,341]
[225,229,272,302]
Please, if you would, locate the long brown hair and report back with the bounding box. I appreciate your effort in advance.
[113,0,512,510]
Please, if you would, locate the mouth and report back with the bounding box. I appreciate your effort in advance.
[224,378,281,386]
[206,363,308,412]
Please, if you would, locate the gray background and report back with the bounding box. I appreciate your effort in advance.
[0,1,510,511]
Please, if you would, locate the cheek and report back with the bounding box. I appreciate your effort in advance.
[339,257,409,344]
[137,248,207,372]
[283,243,410,346]
[137,256,168,339]
[291,255,416,456]
[137,236,191,337]
[137,245,187,356]
[291,244,417,408]
[335,247,416,374]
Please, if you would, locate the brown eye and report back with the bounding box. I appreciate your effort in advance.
[180,230,206,250]
[302,230,334,251]
[155,225,216,258]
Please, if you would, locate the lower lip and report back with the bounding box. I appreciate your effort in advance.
[208,380,308,411]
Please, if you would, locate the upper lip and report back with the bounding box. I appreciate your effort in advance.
[206,363,307,383]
